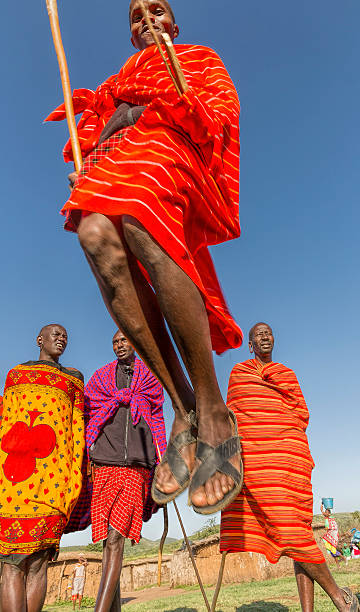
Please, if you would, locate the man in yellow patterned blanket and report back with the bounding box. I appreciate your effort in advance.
[0,324,85,612]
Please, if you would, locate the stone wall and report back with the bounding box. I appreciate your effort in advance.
[45,553,171,604]
[45,524,327,603]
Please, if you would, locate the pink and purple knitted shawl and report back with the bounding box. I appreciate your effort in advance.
[65,357,166,533]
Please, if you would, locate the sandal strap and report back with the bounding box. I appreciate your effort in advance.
[160,427,196,489]
[189,436,241,496]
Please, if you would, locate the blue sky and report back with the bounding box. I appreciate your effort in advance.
[0,1,359,545]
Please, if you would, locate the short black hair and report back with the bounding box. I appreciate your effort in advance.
[248,322,271,342]
[129,0,176,26]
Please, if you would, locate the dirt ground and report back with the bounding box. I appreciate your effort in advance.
[122,585,190,606]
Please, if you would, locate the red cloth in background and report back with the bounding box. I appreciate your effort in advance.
[46,44,242,354]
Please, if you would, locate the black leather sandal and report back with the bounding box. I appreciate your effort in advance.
[341,588,360,611]
[151,410,197,505]
[188,410,243,515]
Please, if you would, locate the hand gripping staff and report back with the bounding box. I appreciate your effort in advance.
[46,0,83,172]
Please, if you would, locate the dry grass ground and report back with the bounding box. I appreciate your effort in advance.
[43,559,360,612]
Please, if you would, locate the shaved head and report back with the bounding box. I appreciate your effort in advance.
[129,0,176,25]
[249,322,272,342]
[38,323,67,338]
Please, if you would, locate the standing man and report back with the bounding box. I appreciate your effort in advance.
[47,0,242,514]
[220,323,359,611]
[85,330,166,611]
[0,324,85,612]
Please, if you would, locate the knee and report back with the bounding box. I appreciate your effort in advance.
[122,216,165,271]
[78,214,128,270]
[78,214,111,254]
[106,530,125,555]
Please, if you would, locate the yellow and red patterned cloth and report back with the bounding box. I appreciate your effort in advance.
[0,362,84,558]
[46,44,243,354]
[220,360,325,564]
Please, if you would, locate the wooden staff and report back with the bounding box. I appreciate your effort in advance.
[210,551,227,612]
[155,442,210,611]
[157,505,168,586]
[46,0,83,172]
[138,1,188,95]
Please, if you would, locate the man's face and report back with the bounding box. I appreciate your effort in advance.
[130,0,179,51]
[249,324,274,357]
[112,331,135,361]
[38,325,68,358]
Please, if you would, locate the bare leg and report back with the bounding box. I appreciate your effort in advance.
[95,530,124,612]
[297,561,353,611]
[294,561,314,612]
[25,549,51,612]
[78,214,194,416]
[0,562,26,612]
[79,214,197,488]
[122,216,239,507]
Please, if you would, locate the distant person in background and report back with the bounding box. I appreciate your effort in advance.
[85,330,166,612]
[220,323,360,612]
[321,505,341,562]
[71,556,87,609]
[0,324,85,612]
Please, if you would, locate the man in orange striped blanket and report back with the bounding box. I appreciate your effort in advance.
[220,323,359,611]
[47,0,243,515]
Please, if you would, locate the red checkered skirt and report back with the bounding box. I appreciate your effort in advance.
[91,465,150,543]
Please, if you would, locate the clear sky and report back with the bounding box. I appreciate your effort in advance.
[0,1,359,545]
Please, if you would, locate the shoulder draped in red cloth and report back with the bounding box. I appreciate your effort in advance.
[220,359,325,564]
[46,44,243,354]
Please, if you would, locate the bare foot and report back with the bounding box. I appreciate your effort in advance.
[189,405,241,509]
[155,410,197,496]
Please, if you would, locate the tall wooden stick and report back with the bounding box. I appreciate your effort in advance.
[162,33,189,94]
[157,505,168,586]
[210,551,227,612]
[155,442,210,611]
[138,1,188,96]
[173,501,211,612]
[46,0,83,172]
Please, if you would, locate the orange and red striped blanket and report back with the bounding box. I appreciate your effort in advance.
[46,44,242,354]
[220,359,324,564]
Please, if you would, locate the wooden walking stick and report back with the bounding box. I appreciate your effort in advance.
[46,0,83,172]
[139,1,188,95]
[157,505,168,586]
[155,443,211,611]
[210,551,227,612]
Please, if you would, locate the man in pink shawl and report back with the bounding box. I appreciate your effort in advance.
[85,329,166,611]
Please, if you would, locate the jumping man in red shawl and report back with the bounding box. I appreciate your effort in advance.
[47,0,243,514]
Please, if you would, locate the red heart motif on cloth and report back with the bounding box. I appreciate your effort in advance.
[36,396,41,400]
[49,473,54,479]
[6,496,12,503]
[52,458,56,464]
[49,411,53,416]
[51,398,56,403]
[44,488,49,495]
[29,484,34,489]
[24,498,30,504]
[1,411,56,484]
[60,492,64,498]
[22,395,26,399]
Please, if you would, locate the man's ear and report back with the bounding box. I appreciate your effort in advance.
[248,341,253,354]
[37,335,42,349]
[173,24,179,40]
